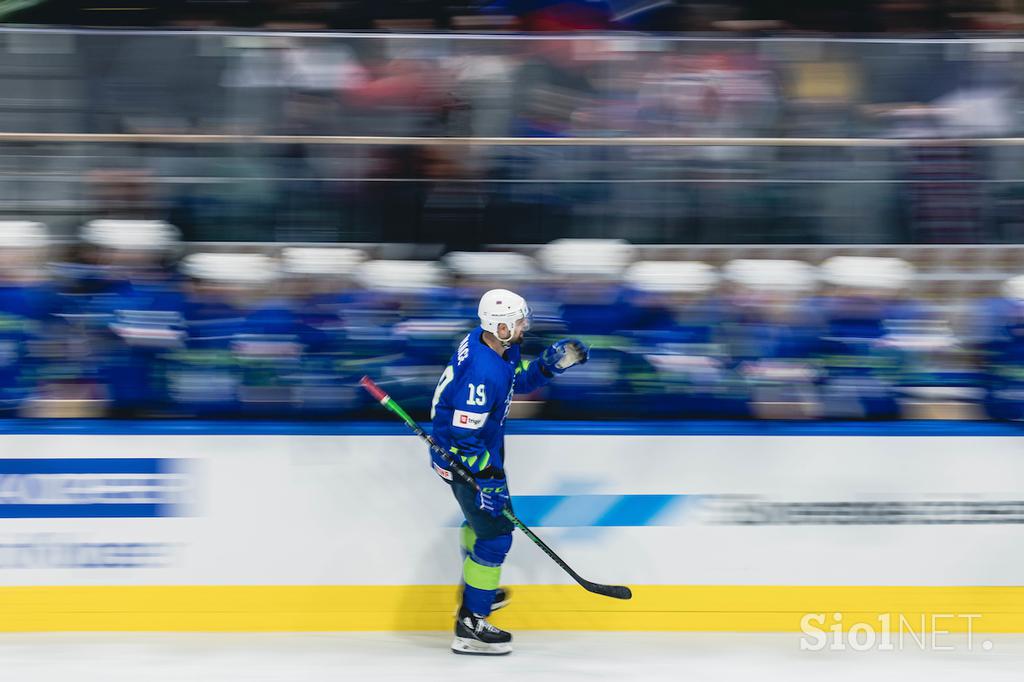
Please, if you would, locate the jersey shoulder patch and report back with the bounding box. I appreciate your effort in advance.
[455,333,473,366]
[452,409,488,430]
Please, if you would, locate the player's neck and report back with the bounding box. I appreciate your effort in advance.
[480,330,507,357]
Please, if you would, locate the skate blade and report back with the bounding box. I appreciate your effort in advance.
[451,637,512,656]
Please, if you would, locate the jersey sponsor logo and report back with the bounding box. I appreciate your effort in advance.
[432,462,454,481]
[453,409,488,430]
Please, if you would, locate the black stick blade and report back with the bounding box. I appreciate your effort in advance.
[584,583,632,600]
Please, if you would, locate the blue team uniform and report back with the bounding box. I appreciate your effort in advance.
[430,327,549,479]
[813,296,912,419]
[0,281,58,412]
[429,326,550,618]
[50,262,186,415]
[974,296,1024,420]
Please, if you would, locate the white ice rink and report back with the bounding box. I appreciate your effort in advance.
[2,632,1023,682]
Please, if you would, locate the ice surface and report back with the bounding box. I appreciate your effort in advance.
[1,632,1022,682]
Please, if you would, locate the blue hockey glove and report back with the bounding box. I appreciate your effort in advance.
[476,478,510,518]
[539,339,590,375]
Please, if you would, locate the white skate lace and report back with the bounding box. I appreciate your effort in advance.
[474,616,501,634]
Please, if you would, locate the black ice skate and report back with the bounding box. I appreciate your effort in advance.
[451,606,512,655]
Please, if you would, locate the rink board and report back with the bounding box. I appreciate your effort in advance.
[2,585,1024,632]
[0,420,1022,631]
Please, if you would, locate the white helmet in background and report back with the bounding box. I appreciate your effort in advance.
[478,288,529,346]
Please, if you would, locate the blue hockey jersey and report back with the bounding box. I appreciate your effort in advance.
[429,327,549,478]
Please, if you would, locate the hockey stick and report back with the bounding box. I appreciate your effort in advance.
[359,376,632,601]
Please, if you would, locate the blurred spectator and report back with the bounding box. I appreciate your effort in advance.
[0,31,1020,246]
[88,170,158,220]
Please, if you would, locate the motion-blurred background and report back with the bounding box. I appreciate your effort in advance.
[2,1,1024,420]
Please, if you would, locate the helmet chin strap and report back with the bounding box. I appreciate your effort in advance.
[496,325,514,348]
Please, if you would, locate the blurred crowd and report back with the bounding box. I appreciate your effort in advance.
[7,0,1024,33]
[4,222,1024,421]
[5,31,1024,245]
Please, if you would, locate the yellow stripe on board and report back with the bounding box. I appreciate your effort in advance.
[1,585,1024,632]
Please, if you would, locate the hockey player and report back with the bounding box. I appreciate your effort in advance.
[0,222,58,414]
[973,275,1024,420]
[56,220,185,417]
[430,288,589,655]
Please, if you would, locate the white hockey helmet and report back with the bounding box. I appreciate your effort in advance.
[180,252,280,285]
[819,256,914,292]
[478,288,530,345]
[81,220,180,252]
[0,221,49,250]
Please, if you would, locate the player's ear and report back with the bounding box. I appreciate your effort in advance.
[497,323,509,338]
